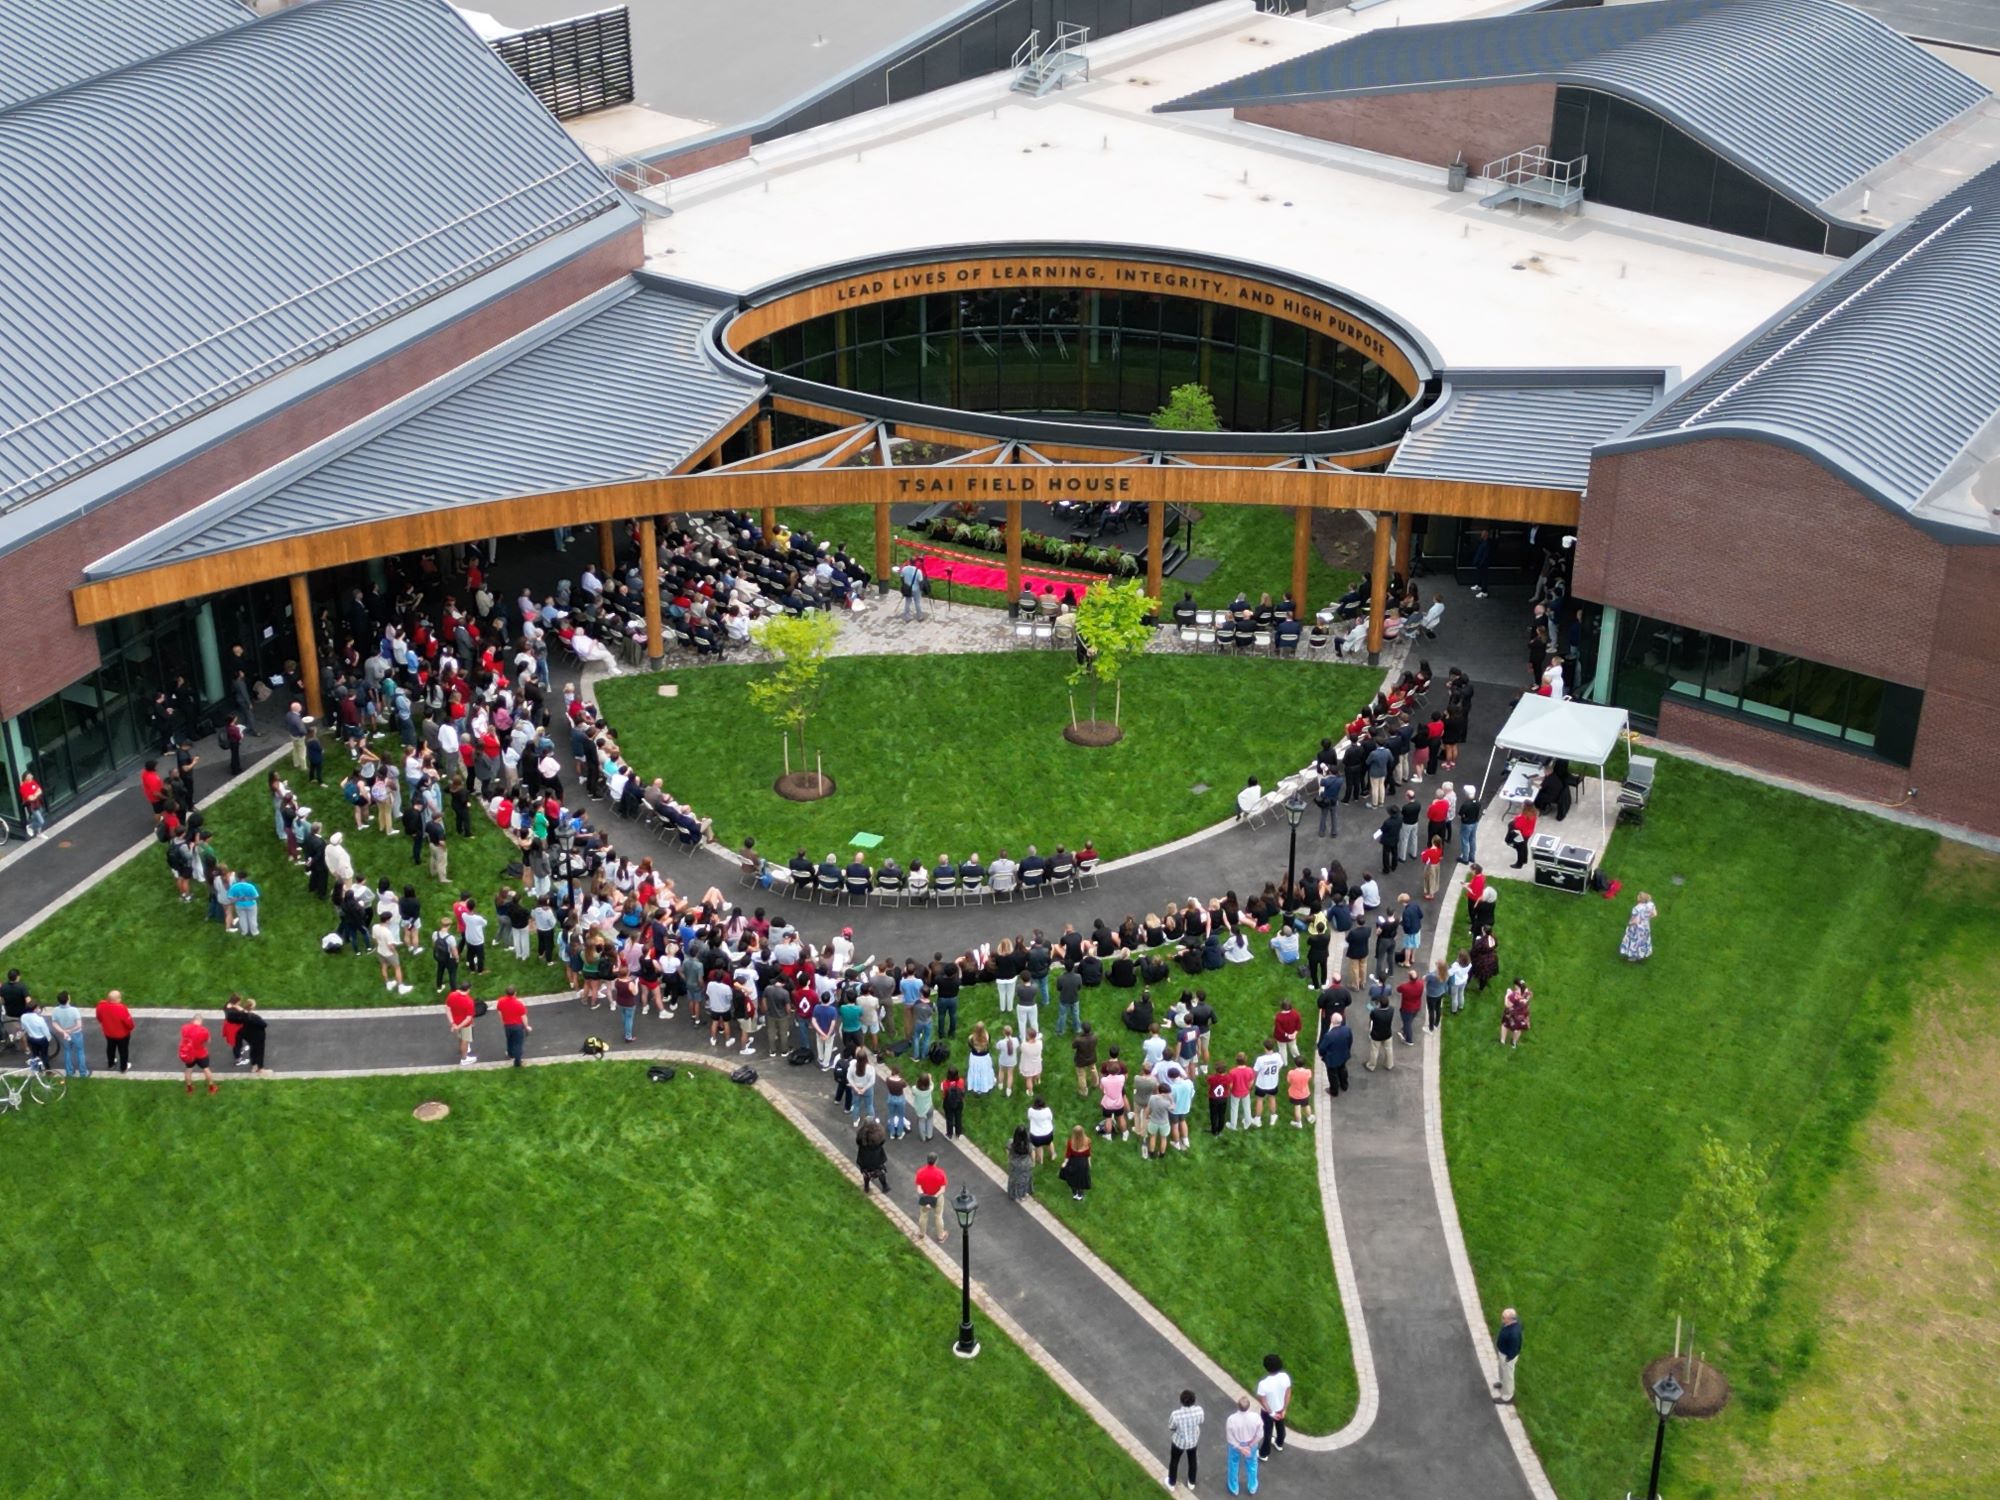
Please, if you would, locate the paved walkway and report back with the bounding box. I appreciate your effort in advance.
[8,690,1552,1500]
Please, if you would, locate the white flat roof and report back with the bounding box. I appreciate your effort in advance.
[645,6,1828,374]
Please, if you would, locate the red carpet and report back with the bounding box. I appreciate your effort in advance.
[894,538,1104,598]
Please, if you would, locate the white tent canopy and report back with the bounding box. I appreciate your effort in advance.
[1491,695,1630,767]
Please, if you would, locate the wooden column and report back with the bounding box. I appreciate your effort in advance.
[1146,500,1164,601]
[1393,510,1414,578]
[1291,505,1312,616]
[1005,499,1024,597]
[755,413,776,537]
[1366,517,1392,659]
[874,501,892,582]
[639,517,663,664]
[290,572,323,722]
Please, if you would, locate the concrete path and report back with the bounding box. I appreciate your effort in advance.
[11,703,1553,1500]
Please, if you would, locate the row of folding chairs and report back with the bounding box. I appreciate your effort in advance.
[746,857,1102,907]
[1007,618,1077,649]
[1174,621,1307,656]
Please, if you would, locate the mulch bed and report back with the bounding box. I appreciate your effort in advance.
[774,772,836,802]
[1642,1354,1732,1418]
[1063,720,1125,747]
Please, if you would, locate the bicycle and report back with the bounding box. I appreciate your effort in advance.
[0,1066,66,1113]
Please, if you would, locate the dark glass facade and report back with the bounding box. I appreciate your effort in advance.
[746,289,1403,434]
[1550,87,1832,254]
[1608,611,1922,765]
[0,581,296,828]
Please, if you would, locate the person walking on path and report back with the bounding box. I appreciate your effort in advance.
[1006,1127,1035,1202]
[1494,1308,1523,1403]
[1224,1396,1262,1495]
[496,988,530,1067]
[1256,1353,1292,1458]
[1166,1390,1204,1491]
[1502,980,1533,1048]
[18,767,46,837]
[1619,892,1657,962]
[446,986,478,1066]
[179,1014,217,1095]
[1057,1124,1093,1202]
[855,1117,890,1194]
[1365,989,1395,1072]
[1317,1006,1352,1097]
[96,991,135,1075]
[915,1152,949,1238]
[50,992,88,1078]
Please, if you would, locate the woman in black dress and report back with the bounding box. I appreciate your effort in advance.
[1057,1125,1093,1202]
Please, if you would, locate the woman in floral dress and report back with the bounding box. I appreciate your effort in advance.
[1619,892,1657,962]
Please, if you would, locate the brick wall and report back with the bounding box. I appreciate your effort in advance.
[641,133,751,181]
[0,221,642,718]
[1586,437,2000,841]
[1237,84,1556,175]
[1579,440,1945,685]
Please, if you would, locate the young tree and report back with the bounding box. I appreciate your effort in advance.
[1068,578,1157,734]
[1151,382,1220,433]
[748,611,839,788]
[1657,1127,1775,1395]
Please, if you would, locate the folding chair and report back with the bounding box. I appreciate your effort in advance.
[1074,855,1100,890]
[1020,866,1046,900]
[932,870,960,909]
[815,869,843,905]
[1047,858,1076,895]
[845,874,872,905]
[873,869,905,907]
[958,870,987,905]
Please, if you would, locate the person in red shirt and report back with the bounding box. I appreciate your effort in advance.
[445,987,478,1066]
[1420,836,1446,899]
[1508,806,1538,868]
[1271,1000,1303,1063]
[1396,969,1426,1046]
[495,987,530,1067]
[914,1153,949,1244]
[96,990,135,1074]
[1426,791,1453,851]
[1226,1051,1255,1132]
[140,760,168,826]
[18,771,45,837]
[179,1014,216,1095]
[1207,1070,1229,1135]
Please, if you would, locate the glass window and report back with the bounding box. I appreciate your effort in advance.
[1735,647,1798,723]
[1119,332,1160,417]
[1157,335,1199,410]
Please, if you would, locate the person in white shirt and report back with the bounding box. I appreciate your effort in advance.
[1256,1354,1293,1457]
[1234,776,1262,819]
[1223,1397,1262,1496]
[1251,1045,1284,1127]
[1221,931,1253,964]
[579,565,603,601]
[436,720,460,760]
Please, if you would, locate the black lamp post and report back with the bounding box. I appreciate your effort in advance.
[1644,1372,1683,1500]
[952,1186,980,1359]
[1284,791,1309,903]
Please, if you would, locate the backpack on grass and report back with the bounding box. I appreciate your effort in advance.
[646,1065,676,1084]
[729,1065,758,1085]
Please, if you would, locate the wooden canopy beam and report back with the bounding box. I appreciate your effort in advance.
[71,464,1578,626]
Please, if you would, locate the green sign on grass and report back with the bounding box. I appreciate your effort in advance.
[849,832,884,849]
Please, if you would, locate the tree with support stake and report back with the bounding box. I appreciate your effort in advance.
[1065,579,1155,747]
[1648,1127,1773,1419]
[748,611,840,801]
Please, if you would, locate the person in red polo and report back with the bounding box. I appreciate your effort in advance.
[914,1154,949,1244]
[179,1014,216,1095]
[140,759,168,825]
[96,990,135,1074]
[1396,968,1426,1047]
[18,770,45,838]
[495,988,530,1068]
[445,986,478,1066]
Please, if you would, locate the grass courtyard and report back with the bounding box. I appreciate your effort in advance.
[5,1066,1147,1497]
[597,651,1376,865]
[940,958,1360,1435]
[1440,756,2000,1499]
[0,756,534,1010]
[778,503,1359,612]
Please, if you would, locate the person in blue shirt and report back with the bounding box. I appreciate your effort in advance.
[49,991,89,1078]
[1398,895,1425,966]
[227,873,262,938]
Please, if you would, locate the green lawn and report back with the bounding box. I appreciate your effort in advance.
[596,652,1375,866]
[1441,756,1942,1499]
[0,754,540,1010]
[931,954,1358,1434]
[9,1066,1146,1497]
[779,504,1358,611]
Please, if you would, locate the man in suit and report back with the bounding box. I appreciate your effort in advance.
[844,853,873,895]
[1316,768,1344,838]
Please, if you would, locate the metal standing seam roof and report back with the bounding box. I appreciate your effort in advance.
[0,0,633,517]
[0,0,250,111]
[85,281,764,578]
[1388,370,1667,491]
[1156,0,1988,219]
[1604,156,2000,540]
